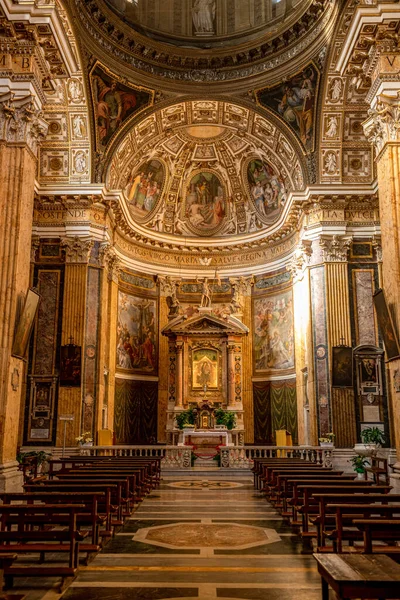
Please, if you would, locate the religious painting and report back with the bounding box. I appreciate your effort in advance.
[332,346,353,388]
[192,348,219,390]
[256,63,319,152]
[124,160,164,217]
[90,64,153,149]
[373,288,400,360]
[12,289,40,360]
[184,172,226,233]
[116,291,157,373]
[253,290,294,372]
[247,159,287,221]
[60,344,81,387]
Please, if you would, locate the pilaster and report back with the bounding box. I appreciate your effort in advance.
[56,237,92,446]
[321,235,357,448]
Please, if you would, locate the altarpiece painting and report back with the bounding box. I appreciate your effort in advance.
[117,291,157,373]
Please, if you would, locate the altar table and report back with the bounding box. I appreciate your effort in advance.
[179,429,230,447]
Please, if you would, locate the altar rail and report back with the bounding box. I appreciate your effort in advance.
[80,445,333,469]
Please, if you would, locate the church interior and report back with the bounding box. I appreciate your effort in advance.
[2,0,400,598]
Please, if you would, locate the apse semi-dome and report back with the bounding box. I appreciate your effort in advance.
[107,100,306,241]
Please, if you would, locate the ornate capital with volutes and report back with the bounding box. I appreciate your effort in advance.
[99,244,121,282]
[61,237,94,264]
[287,240,313,283]
[30,236,40,263]
[0,93,48,156]
[319,235,351,263]
[363,93,400,156]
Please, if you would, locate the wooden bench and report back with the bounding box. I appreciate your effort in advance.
[0,553,23,600]
[0,504,87,592]
[293,484,390,535]
[364,456,389,485]
[252,459,321,489]
[311,493,400,550]
[353,518,400,553]
[313,553,400,600]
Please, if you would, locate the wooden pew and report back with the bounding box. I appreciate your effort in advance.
[309,492,400,549]
[252,459,319,489]
[354,519,400,554]
[0,504,87,592]
[261,466,331,494]
[313,553,400,600]
[292,484,390,535]
[277,476,356,516]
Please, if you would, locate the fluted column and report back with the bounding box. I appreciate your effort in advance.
[0,94,47,491]
[56,238,92,447]
[227,343,236,408]
[320,235,357,448]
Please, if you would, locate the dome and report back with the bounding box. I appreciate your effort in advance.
[104,0,308,49]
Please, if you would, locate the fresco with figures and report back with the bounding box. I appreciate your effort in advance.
[254,290,294,372]
[90,64,153,149]
[256,63,319,152]
[184,172,226,233]
[117,291,157,373]
[124,160,164,218]
[247,159,287,221]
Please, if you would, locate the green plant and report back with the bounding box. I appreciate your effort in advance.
[175,412,188,430]
[360,427,385,445]
[224,411,236,431]
[186,407,197,426]
[215,408,226,426]
[349,455,369,473]
[17,450,51,467]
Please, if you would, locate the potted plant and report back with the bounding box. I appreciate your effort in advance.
[354,427,385,457]
[319,432,335,447]
[186,407,197,428]
[76,431,93,447]
[17,450,51,476]
[224,411,236,431]
[349,454,369,479]
[175,412,188,430]
[215,408,227,428]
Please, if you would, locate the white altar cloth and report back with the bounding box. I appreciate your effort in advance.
[180,429,231,447]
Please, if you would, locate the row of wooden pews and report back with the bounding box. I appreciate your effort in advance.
[0,455,161,593]
[253,457,400,600]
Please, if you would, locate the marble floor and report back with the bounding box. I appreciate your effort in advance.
[9,472,324,600]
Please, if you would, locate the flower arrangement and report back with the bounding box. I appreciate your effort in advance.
[319,432,335,444]
[349,454,369,474]
[76,431,93,445]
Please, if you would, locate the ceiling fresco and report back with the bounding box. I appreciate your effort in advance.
[107,100,306,240]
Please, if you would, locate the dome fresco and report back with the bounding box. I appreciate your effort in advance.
[104,0,309,48]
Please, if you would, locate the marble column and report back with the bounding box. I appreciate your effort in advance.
[320,235,357,448]
[0,94,47,491]
[227,343,236,409]
[364,97,400,459]
[56,237,92,447]
[175,340,184,408]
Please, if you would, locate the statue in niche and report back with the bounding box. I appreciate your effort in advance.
[192,0,216,34]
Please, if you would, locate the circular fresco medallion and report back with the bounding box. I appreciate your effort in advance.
[183,171,227,236]
[247,158,287,223]
[124,159,165,221]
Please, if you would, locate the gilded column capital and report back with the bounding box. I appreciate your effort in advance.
[319,235,351,263]
[61,236,93,264]
[363,93,400,156]
[99,244,121,283]
[0,93,48,156]
[287,240,313,283]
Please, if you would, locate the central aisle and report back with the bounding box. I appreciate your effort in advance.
[62,473,322,600]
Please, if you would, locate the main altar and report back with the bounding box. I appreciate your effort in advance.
[162,299,248,447]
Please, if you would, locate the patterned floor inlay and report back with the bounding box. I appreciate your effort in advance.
[167,480,244,489]
[134,523,281,549]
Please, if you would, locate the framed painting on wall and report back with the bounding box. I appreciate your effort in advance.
[331,346,353,388]
[12,289,40,360]
[373,288,400,360]
[60,344,82,387]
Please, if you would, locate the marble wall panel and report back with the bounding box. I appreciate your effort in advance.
[82,267,101,433]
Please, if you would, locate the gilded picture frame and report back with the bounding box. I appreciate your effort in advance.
[373,288,400,360]
[12,289,40,360]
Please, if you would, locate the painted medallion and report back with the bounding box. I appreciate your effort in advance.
[184,172,226,234]
[247,159,287,222]
[124,160,164,218]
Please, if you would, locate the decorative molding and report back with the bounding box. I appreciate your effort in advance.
[319,235,352,263]
[363,93,400,156]
[286,240,313,282]
[0,93,48,156]
[61,236,94,264]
